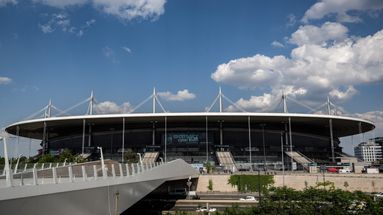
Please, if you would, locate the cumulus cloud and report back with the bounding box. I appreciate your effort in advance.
[289,22,348,46]
[157,89,196,101]
[0,0,16,7]
[329,86,357,101]
[212,23,383,112]
[0,76,12,85]
[94,101,133,114]
[302,0,383,23]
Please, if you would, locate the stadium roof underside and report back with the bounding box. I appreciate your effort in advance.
[6,112,375,140]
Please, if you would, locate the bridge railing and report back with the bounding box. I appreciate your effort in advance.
[0,161,163,188]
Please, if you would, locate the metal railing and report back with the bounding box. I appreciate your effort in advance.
[0,161,163,188]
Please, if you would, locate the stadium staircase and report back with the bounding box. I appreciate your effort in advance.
[142,152,159,164]
[285,151,313,169]
[216,151,237,172]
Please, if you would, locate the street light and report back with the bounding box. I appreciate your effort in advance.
[14,154,22,174]
[0,134,13,187]
[186,176,192,199]
[137,153,143,165]
[260,124,267,172]
[97,146,106,179]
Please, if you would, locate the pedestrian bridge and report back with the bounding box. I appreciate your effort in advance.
[0,159,198,215]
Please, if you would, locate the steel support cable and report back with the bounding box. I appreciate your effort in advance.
[309,102,327,114]
[24,105,49,120]
[222,94,248,113]
[271,97,283,113]
[206,94,220,112]
[130,94,153,113]
[57,98,90,116]
[154,95,167,113]
[286,96,316,112]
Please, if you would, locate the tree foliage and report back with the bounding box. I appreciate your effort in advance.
[218,183,383,215]
[228,175,274,193]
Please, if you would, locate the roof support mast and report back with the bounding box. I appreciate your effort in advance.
[282,92,294,170]
[219,87,223,113]
[153,88,156,113]
[88,91,94,115]
[328,96,335,162]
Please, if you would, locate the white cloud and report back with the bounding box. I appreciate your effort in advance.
[289,22,348,46]
[0,76,11,85]
[0,0,16,7]
[329,86,357,101]
[102,46,119,63]
[158,89,196,101]
[38,14,96,37]
[94,101,133,114]
[302,0,383,23]
[353,111,383,137]
[226,93,275,112]
[32,0,87,8]
[103,46,113,57]
[212,24,383,111]
[39,23,54,33]
[122,46,132,53]
[271,41,284,48]
[286,14,296,27]
[92,0,167,21]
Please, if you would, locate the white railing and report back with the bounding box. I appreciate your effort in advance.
[0,161,163,188]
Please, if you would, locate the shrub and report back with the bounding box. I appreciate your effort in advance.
[228,175,274,193]
[208,179,213,191]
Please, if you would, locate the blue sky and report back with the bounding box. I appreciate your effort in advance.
[1,0,383,156]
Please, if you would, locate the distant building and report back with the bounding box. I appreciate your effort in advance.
[354,141,383,162]
[370,137,383,146]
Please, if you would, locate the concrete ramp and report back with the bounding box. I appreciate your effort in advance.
[216,151,236,172]
[0,159,198,215]
[142,152,159,164]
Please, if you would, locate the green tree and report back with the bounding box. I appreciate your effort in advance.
[58,149,75,162]
[38,154,55,163]
[228,175,274,193]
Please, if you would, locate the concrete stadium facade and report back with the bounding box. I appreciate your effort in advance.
[5,112,375,164]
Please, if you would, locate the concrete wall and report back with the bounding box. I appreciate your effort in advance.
[197,175,237,192]
[274,173,383,192]
[197,173,383,193]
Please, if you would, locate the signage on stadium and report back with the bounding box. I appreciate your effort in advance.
[167,133,201,144]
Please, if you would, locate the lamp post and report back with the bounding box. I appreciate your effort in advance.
[1,135,13,187]
[260,124,267,172]
[14,154,22,174]
[97,147,106,179]
[137,153,143,165]
[257,168,261,203]
[186,176,192,199]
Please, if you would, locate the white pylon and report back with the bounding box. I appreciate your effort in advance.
[327,96,331,115]
[45,99,52,118]
[88,91,94,115]
[152,87,156,113]
[282,92,288,113]
[219,87,223,113]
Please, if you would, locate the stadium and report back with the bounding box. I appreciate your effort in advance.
[5,90,375,170]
